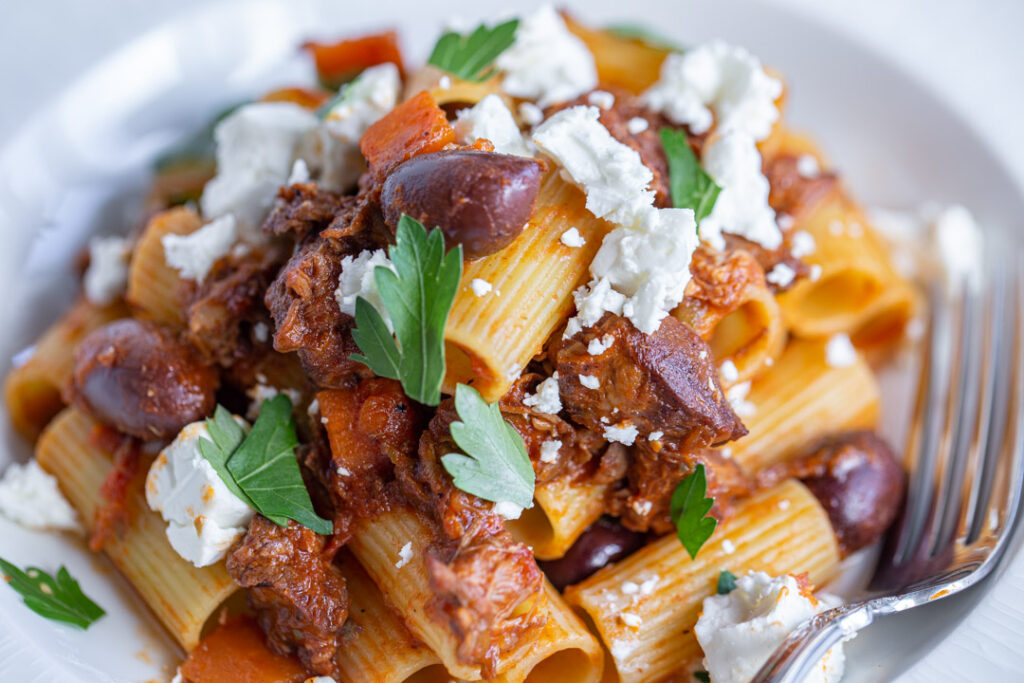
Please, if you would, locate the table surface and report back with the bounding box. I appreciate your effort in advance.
[1,1,1022,680]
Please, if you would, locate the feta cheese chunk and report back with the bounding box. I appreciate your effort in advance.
[395,541,413,569]
[470,278,493,297]
[626,116,649,134]
[642,42,782,141]
[518,102,544,126]
[0,460,79,532]
[603,422,639,445]
[523,372,562,415]
[288,158,311,185]
[695,572,847,683]
[697,130,781,251]
[560,227,586,247]
[492,500,525,520]
[83,236,131,305]
[145,420,255,567]
[334,249,397,332]
[162,214,238,283]
[454,94,531,157]
[579,374,600,389]
[533,106,655,226]
[766,262,797,288]
[201,102,320,235]
[825,333,857,368]
[539,439,562,463]
[496,5,598,107]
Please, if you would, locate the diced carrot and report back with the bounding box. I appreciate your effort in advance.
[359,90,454,181]
[303,30,405,89]
[178,615,308,683]
[260,86,332,110]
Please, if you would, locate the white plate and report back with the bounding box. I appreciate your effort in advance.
[1,0,1023,681]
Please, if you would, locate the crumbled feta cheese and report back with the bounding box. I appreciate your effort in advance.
[539,440,562,464]
[825,333,857,368]
[162,214,238,283]
[778,499,791,511]
[587,90,615,110]
[631,499,653,517]
[253,321,270,343]
[454,94,531,157]
[588,206,701,333]
[766,262,797,288]
[83,236,131,305]
[493,500,525,520]
[796,154,820,177]
[320,63,402,190]
[933,204,983,289]
[777,213,795,231]
[395,541,413,569]
[0,460,79,532]
[697,130,780,251]
[695,572,847,683]
[621,581,639,595]
[829,220,845,236]
[518,101,544,126]
[145,420,254,567]
[523,373,562,414]
[564,277,626,338]
[201,102,320,235]
[496,5,598,107]
[587,333,614,355]
[642,42,782,141]
[648,430,664,442]
[620,613,643,628]
[809,264,823,281]
[722,539,736,554]
[579,374,600,389]
[334,249,396,331]
[560,227,586,248]
[639,576,659,594]
[719,359,739,383]
[604,422,639,445]
[790,230,816,258]
[626,117,649,134]
[470,278,493,297]
[304,677,338,683]
[533,106,654,226]
[438,75,452,90]
[287,158,311,185]
[726,381,755,417]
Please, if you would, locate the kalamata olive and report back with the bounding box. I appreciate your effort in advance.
[381,149,543,259]
[539,517,646,590]
[787,431,906,556]
[67,319,218,440]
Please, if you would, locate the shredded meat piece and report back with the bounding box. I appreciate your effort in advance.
[557,313,746,450]
[722,233,809,294]
[764,154,838,220]
[226,516,347,677]
[677,244,771,339]
[87,428,140,551]
[185,245,286,367]
[264,184,353,241]
[391,402,546,678]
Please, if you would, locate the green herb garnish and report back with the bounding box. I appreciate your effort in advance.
[606,23,686,52]
[661,127,721,225]
[199,396,332,535]
[441,384,535,509]
[350,215,463,406]
[693,670,711,683]
[0,559,104,629]
[670,464,717,559]
[427,19,520,82]
[717,569,738,595]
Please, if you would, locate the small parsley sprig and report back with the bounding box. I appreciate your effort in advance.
[427,19,520,82]
[0,559,104,629]
[661,128,721,225]
[199,396,332,535]
[350,215,463,406]
[717,569,738,595]
[441,384,535,509]
[670,463,717,559]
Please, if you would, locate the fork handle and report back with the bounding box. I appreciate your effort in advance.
[751,601,878,683]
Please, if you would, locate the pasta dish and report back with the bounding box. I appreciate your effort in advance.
[3,6,981,682]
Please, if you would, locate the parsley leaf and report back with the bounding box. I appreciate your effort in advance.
[350,215,463,406]
[224,395,333,535]
[661,127,721,224]
[428,19,519,82]
[670,464,717,559]
[693,671,711,683]
[717,569,738,595]
[0,559,104,629]
[606,23,686,52]
[198,405,253,508]
[441,384,535,509]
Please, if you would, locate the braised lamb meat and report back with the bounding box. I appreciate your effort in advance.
[557,313,746,450]
[226,516,348,676]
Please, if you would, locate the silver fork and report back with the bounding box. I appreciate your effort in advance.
[753,250,1024,683]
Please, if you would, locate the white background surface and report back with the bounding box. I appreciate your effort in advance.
[0,0,1022,681]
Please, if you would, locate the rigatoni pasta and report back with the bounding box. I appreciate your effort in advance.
[506,475,609,560]
[125,206,201,326]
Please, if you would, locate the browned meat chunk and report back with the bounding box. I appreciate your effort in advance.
[557,313,746,450]
[678,244,772,338]
[381,149,543,259]
[264,183,355,241]
[66,319,217,439]
[226,516,348,676]
[758,431,906,556]
[722,233,809,294]
[764,154,838,220]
